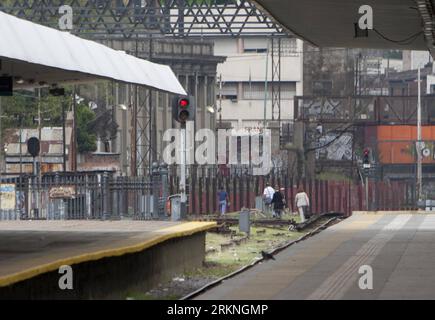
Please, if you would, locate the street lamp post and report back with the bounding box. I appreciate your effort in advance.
[417,68,423,203]
[219,74,223,129]
[116,104,128,176]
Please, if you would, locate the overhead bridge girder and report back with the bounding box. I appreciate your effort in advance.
[0,0,286,39]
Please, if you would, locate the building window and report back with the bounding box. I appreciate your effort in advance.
[243,38,268,53]
[280,38,298,55]
[244,48,267,53]
[242,82,296,100]
[218,82,238,101]
[243,38,298,55]
[215,0,234,4]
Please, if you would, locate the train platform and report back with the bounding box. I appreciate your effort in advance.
[0,220,216,299]
[195,211,435,300]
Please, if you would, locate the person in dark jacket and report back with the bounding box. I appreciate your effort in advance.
[271,186,285,219]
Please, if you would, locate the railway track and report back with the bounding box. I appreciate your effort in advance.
[181,213,343,300]
[190,212,344,229]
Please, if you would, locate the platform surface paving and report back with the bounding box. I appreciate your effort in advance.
[0,220,215,287]
[196,212,435,300]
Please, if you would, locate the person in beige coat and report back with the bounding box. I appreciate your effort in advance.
[294,187,310,223]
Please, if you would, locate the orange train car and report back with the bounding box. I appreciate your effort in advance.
[376,125,435,164]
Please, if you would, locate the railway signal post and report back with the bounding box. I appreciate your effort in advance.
[172,95,195,219]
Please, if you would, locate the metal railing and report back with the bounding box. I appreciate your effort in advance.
[295,95,435,125]
[0,171,167,221]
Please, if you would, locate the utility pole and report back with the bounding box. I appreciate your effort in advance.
[62,98,66,172]
[71,86,78,172]
[218,74,222,128]
[36,89,42,219]
[417,67,423,202]
[386,56,390,95]
[19,112,22,219]
[365,171,369,211]
[38,88,42,174]
[19,115,22,176]
[173,96,194,219]
[354,55,359,96]
[131,36,139,177]
[263,40,270,129]
[149,35,154,178]
[363,148,371,210]
[180,122,187,218]
[0,96,2,213]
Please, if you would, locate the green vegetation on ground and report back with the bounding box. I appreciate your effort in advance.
[127,222,306,300]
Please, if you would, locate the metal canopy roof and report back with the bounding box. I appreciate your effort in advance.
[253,0,427,51]
[0,10,186,95]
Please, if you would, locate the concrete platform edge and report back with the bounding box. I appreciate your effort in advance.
[0,221,216,288]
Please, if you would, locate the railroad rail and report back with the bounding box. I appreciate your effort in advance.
[181,214,342,300]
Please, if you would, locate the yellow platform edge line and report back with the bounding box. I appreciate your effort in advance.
[0,221,217,288]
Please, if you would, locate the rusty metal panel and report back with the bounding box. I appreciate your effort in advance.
[41,163,63,173]
[6,163,33,174]
[48,144,63,154]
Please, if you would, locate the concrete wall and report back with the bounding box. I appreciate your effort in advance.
[217,53,302,82]
[219,99,295,128]
[403,50,432,71]
[0,232,206,300]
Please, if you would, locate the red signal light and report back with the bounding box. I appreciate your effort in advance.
[179,98,189,108]
[363,148,370,165]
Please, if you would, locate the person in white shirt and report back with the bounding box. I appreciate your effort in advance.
[294,187,310,223]
[263,183,275,214]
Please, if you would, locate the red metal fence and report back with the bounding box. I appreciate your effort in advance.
[170,174,416,216]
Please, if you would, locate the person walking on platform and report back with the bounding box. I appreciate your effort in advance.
[218,186,229,216]
[262,182,275,214]
[294,187,310,223]
[271,186,285,219]
[280,187,288,214]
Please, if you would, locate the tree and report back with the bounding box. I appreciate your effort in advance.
[76,102,97,153]
[0,85,106,154]
[1,89,68,135]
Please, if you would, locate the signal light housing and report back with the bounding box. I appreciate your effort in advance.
[363,148,370,165]
[172,95,195,123]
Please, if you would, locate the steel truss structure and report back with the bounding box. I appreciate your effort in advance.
[1,0,290,176]
[271,37,281,121]
[0,0,286,39]
[130,86,153,177]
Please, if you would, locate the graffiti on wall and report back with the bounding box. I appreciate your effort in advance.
[0,184,16,210]
[315,133,353,161]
